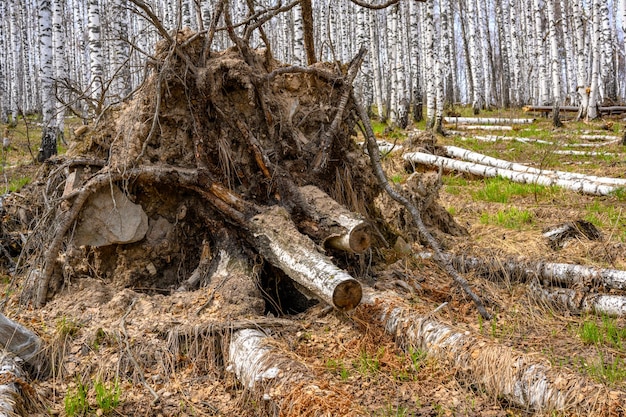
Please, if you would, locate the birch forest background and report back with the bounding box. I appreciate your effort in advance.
[0,1,626,416]
[2,0,626,132]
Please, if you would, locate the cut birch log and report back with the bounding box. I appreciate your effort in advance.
[417,251,626,292]
[524,105,626,115]
[403,151,620,196]
[529,282,626,317]
[362,289,626,414]
[580,135,622,141]
[552,150,617,156]
[299,185,371,253]
[248,205,362,311]
[0,351,28,417]
[444,145,626,186]
[453,125,513,131]
[444,117,534,125]
[471,135,555,145]
[0,314,45,375]
[227,328,359,416]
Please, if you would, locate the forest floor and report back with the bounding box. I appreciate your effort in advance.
[1,108,626,416]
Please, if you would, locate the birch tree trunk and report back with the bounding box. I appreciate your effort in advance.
[533,0,549,106]
[600,1,616,102]
[423,0,436,129]
[507,0,521,106]
[408,1,422,122]
[292,3,305,65]
[52,0,66,134]
[388,4,399,126]
[495,0,510,108]
[369,11,385,120]
[112,0,131,100]
[548,0,562,127]
[88,0,104,111]
[587,0,601,120]
[39,0,58,162]
[573,0,589,119]
[467,0,483,114]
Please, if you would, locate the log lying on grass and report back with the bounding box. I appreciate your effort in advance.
[0,351,29,417]
[248,205,362,311]
[403,151,620,196]
[299,185,371,254]
[452,125,513,131]
[444,145,626,186]
[362,289,626,414]
[417,251,626,291]
[444,117,534,125]
[529,282,626,317]
[228,328,359,416]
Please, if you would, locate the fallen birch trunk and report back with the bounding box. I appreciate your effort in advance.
[228,328,360,416]
[453,125,513,131]
[471,135,555,145]
[403,151,619,196]
[248,205,362,311]
[444,146,626,186]
[0,351,28,417]
[299,185,371,253]
[362,289,626,414]
[580,135,621,141]
[444,117,534,125]
[417,252,626,291]
[529,282,626,317]
[553,150,617,156]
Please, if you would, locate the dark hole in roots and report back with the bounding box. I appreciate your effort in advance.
[260,265,318,316]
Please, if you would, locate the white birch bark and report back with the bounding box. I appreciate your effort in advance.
[52,0,66,132]
[0,2,7,123]
[403,152,620,196]
[365,289,626,414]
[249,206,362,311]
[388,4,399,125]
[355,6,372,107]
[424,0,436,127]
[477,0,492,108]
[600,1,616,101]
[443,145,626,186]
[533,0,549,105]
[573,0,589,118]
[587,0,601,120]
[508,0,521,106]
[530,283,626,317]
[292,3,305,65]
[560,0,576,103]
[0,351,27,417]
[369,10,385,119]
[87,0,104,106]
[444,117,534,124]
[39,0,59,161]
[408,1,422,122]
[467,0,483,113]
[548,0,562,126]
[112,0,131,100]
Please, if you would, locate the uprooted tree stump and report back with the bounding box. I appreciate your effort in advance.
[8,28,460,316]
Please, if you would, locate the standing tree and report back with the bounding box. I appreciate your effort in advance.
[547,0,562,127]
[38,0,59,161]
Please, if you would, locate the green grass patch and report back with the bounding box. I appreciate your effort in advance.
[579,315,626,350]
[2,175,31,193]
[64,379,89,417]
[578,352,626,385]
[480,207,534,229]
[585,200,626,242]
[94,378,121,413]
[472,176,552,203]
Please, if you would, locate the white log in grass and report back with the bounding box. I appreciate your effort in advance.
[0,313,42,371]
[530,283,626,317]
[403,152,620,196]
[249,205,362,311]
[417,252,626,292]
[363,289,625,414]
[443,146,626,186]
[472,135,554,145]
[454,125,513,131]
[553,150,617,156]
[444,117,534,125]
[228,329,358,415]
[580,135,621,141]
[0,351,27,417]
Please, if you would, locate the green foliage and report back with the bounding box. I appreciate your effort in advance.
[579,315,626,350]
[578,352,626,385]
[56,317,81,338]
[355,347,384,376]
[391,174,404,184]
[408,346,427,372]
[472,177,550,203]
[64,380,89,417]
[2,176,31,193]
[94,378,121,412]
[480,207,533,229]
[376,403,409,417]
[326,358,350,381]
